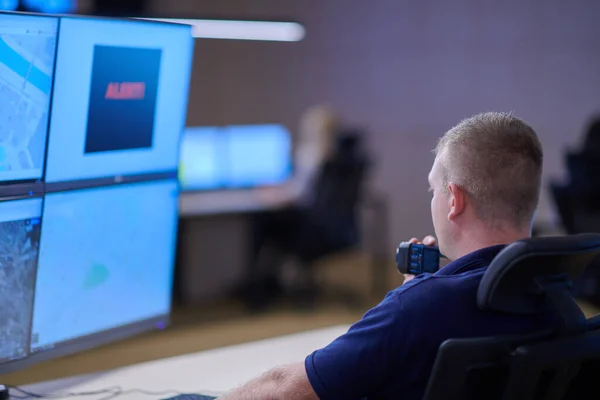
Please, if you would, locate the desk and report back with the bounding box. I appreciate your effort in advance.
[179,190,283,217]
[20,325,350,400]
[176,190,285,304]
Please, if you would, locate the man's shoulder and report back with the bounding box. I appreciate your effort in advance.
[371,268,486,331]
[333,262,492,346]
[388,267,486,304]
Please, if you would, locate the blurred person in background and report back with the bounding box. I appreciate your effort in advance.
[219,112,556,400]
[260,104,339,206]
[243,104,339,309]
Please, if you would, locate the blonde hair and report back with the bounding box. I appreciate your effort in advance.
[296,104,338,167]
[435,112,543,230]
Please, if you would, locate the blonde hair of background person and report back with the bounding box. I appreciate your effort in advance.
[258,104,338,206]
[217,112,552,400]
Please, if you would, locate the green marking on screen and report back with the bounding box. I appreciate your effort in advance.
[83,263,109,289]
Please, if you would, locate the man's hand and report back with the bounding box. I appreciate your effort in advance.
[402,235,437,284]
[408,235,437,247]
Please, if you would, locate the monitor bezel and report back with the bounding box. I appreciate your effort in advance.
[44,170,178,193]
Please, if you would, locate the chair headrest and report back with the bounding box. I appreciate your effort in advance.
[477,233,600,314]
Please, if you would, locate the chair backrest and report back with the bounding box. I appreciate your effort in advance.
[309,131,369,243]
[423,234,600,400]
[550,183,577,234]
[477,234,600,325]
[566,150,600,188]
[424,326,600,400]
[550,149,600,234]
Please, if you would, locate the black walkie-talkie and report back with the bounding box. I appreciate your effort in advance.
[396,242,441,275]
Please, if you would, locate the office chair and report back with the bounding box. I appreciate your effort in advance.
[286,133,370,309]
[550,149,600,305]
[422,233,600,400]
[565,150,600,189]
[550,149,600,234]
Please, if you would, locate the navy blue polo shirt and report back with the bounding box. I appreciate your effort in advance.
[305,245,554,400]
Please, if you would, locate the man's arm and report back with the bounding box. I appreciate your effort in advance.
[217,362,318,400]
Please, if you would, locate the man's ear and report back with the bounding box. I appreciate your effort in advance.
[447,183,466,221]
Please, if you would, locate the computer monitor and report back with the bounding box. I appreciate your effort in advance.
[28,180,178,359]
[0,179,179,374]
[0,12,58,195]
[226,124,292,189]
[179,124,292,191]
[0,13,192,374]
[0,197,42,365]
[21,0,77,13]
[179,126,228,191]
[44,16,193,190]
[0,0,18,11]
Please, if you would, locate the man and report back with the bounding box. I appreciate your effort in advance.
[218,112,549,399]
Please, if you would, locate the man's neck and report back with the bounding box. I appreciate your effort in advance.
[452,228,530,260]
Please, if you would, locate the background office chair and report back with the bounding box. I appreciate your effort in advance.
[548,117,600,305]
[285,131,370,308]
[423,233,600,400]
[551,146,600,306]
[549,116,600,234]
[551,150,600,234]
[242,130,370,310]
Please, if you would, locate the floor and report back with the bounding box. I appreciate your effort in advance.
[3,256,599,387]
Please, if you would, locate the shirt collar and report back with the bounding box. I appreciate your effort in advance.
[436,244,507,276]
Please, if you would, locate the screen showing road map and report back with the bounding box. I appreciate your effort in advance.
[0,198,42,363]
[0,14,57,183]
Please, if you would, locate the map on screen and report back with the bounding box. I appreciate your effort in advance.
[0,15,57,182]
[0,198,42,362]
